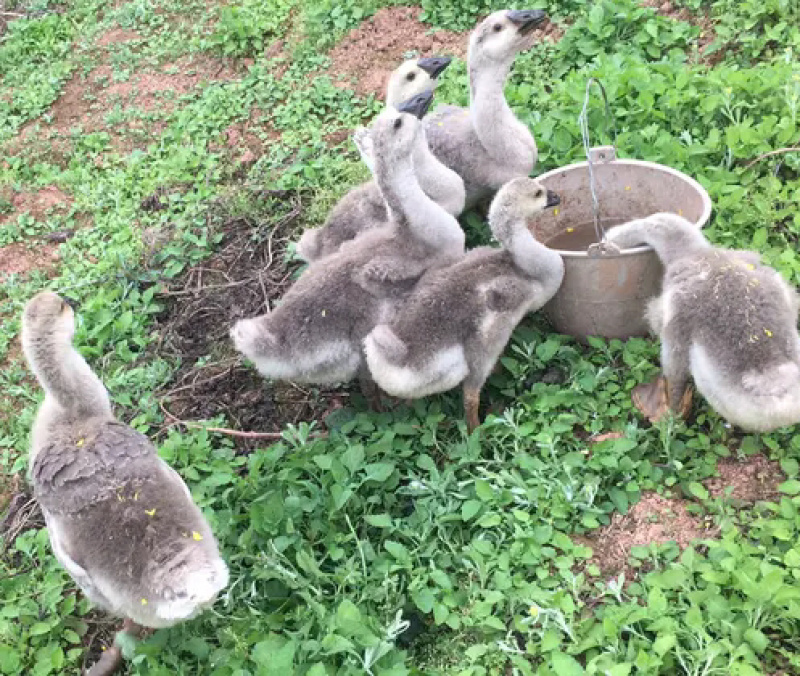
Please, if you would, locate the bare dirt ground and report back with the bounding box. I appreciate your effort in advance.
[0,242,61,279]
[327,7,469,98]
[327,6,562,100]
[578,453,785,577]
[707,453,784,502]
[578,492,715,576]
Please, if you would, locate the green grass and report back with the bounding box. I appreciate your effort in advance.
[1,0,800,674]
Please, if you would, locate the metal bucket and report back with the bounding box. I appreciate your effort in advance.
[531,146,713,339]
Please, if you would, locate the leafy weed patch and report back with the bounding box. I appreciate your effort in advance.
[1,0,800,673]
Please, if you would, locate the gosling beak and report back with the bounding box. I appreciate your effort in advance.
[64,297,79,310]
[507,9,547,35]
[545,190,560,208]
[416,56,452,79]
[397,90,434,119]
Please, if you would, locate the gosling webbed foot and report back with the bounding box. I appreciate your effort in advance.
[632,375,692,423]
[84,619,146,676]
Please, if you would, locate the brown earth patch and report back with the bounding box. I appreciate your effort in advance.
[95,27,141,47]
[327,6,561,100]
[0,241,61,279]
[31,54,245,153]
[0,186,73,226]
[578,492,714,576]
[210,106,277,165]
[706,454,784,502]
[327,6,469,99]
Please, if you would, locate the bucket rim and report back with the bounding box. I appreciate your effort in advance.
[534,157,713,258]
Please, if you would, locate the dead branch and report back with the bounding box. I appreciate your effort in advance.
[744,146,800,171]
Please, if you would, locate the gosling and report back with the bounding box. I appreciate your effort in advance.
[22,291,228,674]
[364,177,563,432]
[296,57,464,262]
[231,92,465,392]
[606,213,800,432]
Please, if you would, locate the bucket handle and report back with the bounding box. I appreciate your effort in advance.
[578,78,619,251]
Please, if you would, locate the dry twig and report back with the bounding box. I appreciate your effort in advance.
[744,145,800,171]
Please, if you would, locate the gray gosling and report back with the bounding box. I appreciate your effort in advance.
[296,57,465,263]
[364,177,563,432]
[423,9,546,210]
[606,213,800,432]
[22,292,228,675]
[231,92,466,389]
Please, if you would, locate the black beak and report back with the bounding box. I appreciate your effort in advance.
[397,90,434,119]
[64,297,79,310]
[507,9,547,35]
[417,56,452,79]
[545,190,560,208]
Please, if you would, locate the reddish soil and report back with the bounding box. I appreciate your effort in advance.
[0,241,61,278]
[327,7,469,99]
[95,28,141,47]
[578,492,714,575]
[211,106,278,164]
[17,54,247,154]
[327,6,562,100]
[706,454,784,502]
[0,186,73,226]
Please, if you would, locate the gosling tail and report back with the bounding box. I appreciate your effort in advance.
[364,324,408,363]
[605,213,710,267]
[296,228,322,263]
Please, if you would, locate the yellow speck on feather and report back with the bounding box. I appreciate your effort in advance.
[133,492,139,501]
[764,328,773,337]
[145,508,156,517]
[192,531,203,541]
[566,227,574,233]
[624,186,631,191]
[553,208,560,216]
[141,598,148,605]
[678,209,683,216]
[745,263,755,270]
[76,438,84,447]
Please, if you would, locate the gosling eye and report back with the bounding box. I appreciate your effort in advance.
[493,23,503,31]
[534,190,543,198]
[406,72,416,81]
[393,118,403,130]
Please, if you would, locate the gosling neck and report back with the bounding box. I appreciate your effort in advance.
[24,331,113,422]
[375,148,465,256]
[469,57,536,172]
[411,131,465,216]
[500,220,564,296]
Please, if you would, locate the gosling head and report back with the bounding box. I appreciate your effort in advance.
[370,90,433,166]
[386,56,451,109]
[22,291,77,347]
[488,177,559,243]
[469,9,547,65]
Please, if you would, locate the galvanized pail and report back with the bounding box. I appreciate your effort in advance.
[532,146,713,339]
